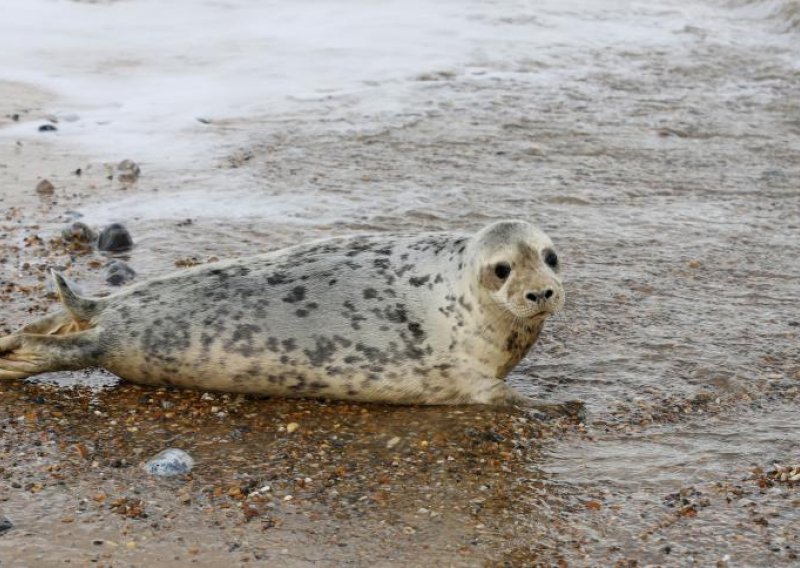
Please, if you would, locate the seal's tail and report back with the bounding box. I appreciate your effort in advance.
[0,271,105,379]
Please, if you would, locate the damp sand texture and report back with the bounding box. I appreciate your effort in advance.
[1,0,799,566]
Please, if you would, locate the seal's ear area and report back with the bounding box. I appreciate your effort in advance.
[50,269,102,323]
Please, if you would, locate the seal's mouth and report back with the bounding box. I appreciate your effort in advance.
[491,297,543,319]
[491,294,561,320]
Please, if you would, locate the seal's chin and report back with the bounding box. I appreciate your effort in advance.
[523,310,551,320]
[505,306,552,320]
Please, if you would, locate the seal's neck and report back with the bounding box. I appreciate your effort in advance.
[470,298,546,380]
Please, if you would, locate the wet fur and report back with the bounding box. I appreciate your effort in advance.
[0,221,565,406]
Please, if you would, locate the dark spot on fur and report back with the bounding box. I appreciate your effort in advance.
[395,264,414,277]
[333,335,353,348]
[267,272,289,286]
[304,337,338,366]
[409,275,430,287]
[384,304,408,323]
[363,288,378,299]
[283,285,306,303]
[355,343,389,364]
[407,322,425,341]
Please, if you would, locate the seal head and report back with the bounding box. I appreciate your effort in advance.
[470,220,564,320]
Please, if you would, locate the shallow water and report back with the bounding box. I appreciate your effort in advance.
[1,0,799,565]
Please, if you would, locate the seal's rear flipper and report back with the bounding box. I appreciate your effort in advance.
[50,270,102,324]
[20,311,87,336]
[0,272,106,379]
[0,329,102,379]
[0,334,32,379]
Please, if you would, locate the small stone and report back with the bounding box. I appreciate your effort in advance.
[143,448,194,476]
[97,223,133,252]
[106,260,136,286]
[62,222,96,244]
[386,436,401,449]
[38,124,57,132]
[286,422,299,433]
[0,516,12,535]
[36,179,55,195]
[116,159,141,183]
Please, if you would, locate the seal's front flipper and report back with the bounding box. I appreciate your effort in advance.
[520,399,586,423]
[0,329,103,380]
[483,383,586,422]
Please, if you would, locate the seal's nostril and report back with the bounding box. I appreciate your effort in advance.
[544,289,553,299]
[525,292,538,302]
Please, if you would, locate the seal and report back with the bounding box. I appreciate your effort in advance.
[0,220,568,408]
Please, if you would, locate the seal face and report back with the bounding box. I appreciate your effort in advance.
[0,220,564,406]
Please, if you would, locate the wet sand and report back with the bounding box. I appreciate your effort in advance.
[1,0,799,566]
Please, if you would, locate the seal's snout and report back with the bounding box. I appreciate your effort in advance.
[525,288,554,303]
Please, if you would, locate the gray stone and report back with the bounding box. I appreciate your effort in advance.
[143,448,194,476]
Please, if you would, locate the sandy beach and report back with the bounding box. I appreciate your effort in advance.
[0,0,798,565]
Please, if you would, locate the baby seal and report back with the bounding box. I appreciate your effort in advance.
[0,220,567,408]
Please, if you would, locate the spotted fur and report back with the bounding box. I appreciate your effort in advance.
[0,221,564,406]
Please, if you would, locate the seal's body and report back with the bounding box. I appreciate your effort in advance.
[0,221,565,406]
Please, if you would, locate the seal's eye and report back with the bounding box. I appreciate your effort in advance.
[494,262,511,280]
[543,249,558,269]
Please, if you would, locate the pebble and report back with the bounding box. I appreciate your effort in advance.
[62,222,96,244]
[143,448,194,476]
[0,516,12,535]
[106,260,136,286]
[286,422,300,433]
[386,436,401,449]
[35,179,55,195]
[116,159,141,183]
[97,223,133,252]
